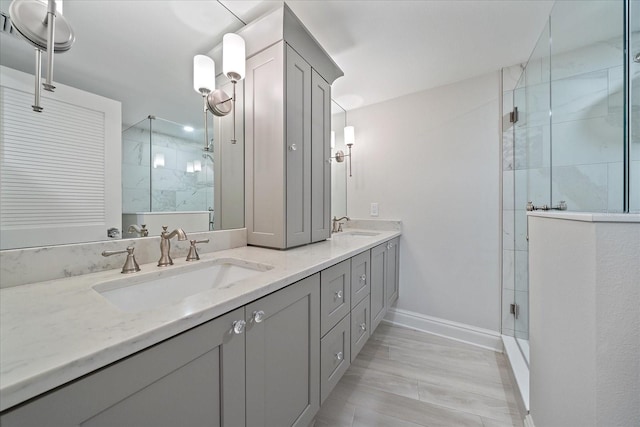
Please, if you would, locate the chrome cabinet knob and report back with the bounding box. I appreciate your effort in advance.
[288,144,297,151]
[360,322,366,332]
[335,351,343,361]
[335,290,343,300]
[252,310,266,323]
[360,274,366,284]
[232,320,246,334]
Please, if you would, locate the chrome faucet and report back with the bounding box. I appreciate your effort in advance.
[158,226,187,267]
[127,224,148,237]
[332,216,350,233]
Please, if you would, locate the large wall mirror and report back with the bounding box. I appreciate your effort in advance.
[0,0,251,249]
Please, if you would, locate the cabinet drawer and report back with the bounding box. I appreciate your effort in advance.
[350,250,371,308]
[320,259,351,336]
[350,295,370,362]
[320,314,351,404]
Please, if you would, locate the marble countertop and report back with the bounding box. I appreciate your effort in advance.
[0,228,400,412]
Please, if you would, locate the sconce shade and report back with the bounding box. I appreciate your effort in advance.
[331,131,336,149]
[223,33,246,82]
[193,55,215,94]
[344,126,355,146]
[153,153,165,169]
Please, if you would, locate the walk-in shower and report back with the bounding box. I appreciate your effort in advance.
[121,116,214,234]
[501,0,639,409]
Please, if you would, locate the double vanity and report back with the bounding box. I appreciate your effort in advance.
[0,225,400,426]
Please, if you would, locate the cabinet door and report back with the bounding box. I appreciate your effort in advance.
[386,237,400,305]
[0,308,246,427]
[351,295,371,362]
[370,242,387,333]
[320,314,351,404]
[245,42,286,248]
[286,44,312,248]
[310,69,331,242]
[245,274,320,427]
[320,259,351,336]
[351,250,371,307]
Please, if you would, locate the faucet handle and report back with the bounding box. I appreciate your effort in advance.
[186,239,210,262]
[102,246,141,274]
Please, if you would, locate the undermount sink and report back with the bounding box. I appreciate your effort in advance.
[335,231,381,237]
[93,258,273,312]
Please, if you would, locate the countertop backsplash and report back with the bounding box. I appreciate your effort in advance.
[0,228,247,289]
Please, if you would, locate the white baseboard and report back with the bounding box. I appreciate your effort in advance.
[383,308,503,352]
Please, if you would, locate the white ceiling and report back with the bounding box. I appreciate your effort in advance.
[0,0,555,130]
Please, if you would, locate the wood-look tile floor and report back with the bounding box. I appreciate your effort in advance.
[314,324,524,427]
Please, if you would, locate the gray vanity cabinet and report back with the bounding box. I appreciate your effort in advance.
[386,237,400,305]
[351,295,371,362]
[245,41,326,249]
[370,242,388,333]
[320,259,351,336]
[0,308,247,427]
[285,45,313,248]
[370,238,401,333]
[310,69,332,242]
[242,5,342,250]
[245,273,320,427]
[350,250,371,308]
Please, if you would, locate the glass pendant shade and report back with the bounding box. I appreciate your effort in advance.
[222,33,246,81]
[344,126,355,146]
[193,55,215,94]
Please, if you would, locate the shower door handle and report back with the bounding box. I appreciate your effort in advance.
[525,201,567,211]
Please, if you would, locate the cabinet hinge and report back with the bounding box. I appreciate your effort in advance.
[509,107,519,123]
[510,303,520,319]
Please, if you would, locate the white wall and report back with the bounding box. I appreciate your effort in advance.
[528,214,640,427]
[346,71,501,332]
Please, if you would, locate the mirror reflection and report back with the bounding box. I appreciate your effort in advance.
[0,0,248,250]
[331,101,347,219]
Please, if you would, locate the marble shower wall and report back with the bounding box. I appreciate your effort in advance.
[122,124,214,214]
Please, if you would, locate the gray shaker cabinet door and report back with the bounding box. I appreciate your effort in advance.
[286,44,312,248]
[320,313,351,404]
[386,237,400,305]
[245,42,286,248]
[245,274,320,427]
[350,250,371,308]
[310,69,331,243]
[320,259,351,337]
[0,308,246,427]
[351,295,371,362]
[370,241,387,333]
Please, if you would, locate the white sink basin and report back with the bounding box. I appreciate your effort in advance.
[94,258,272,312]
[335,231,381,237]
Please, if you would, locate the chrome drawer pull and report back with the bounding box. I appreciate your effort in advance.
[335,351,343,361]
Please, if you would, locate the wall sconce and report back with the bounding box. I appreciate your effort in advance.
[9,0,75,112]
[332,126,356,177]
[192,33,245,150]
[221,33,245,144]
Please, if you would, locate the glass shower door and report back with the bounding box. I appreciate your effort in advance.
[512,21,552,363]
